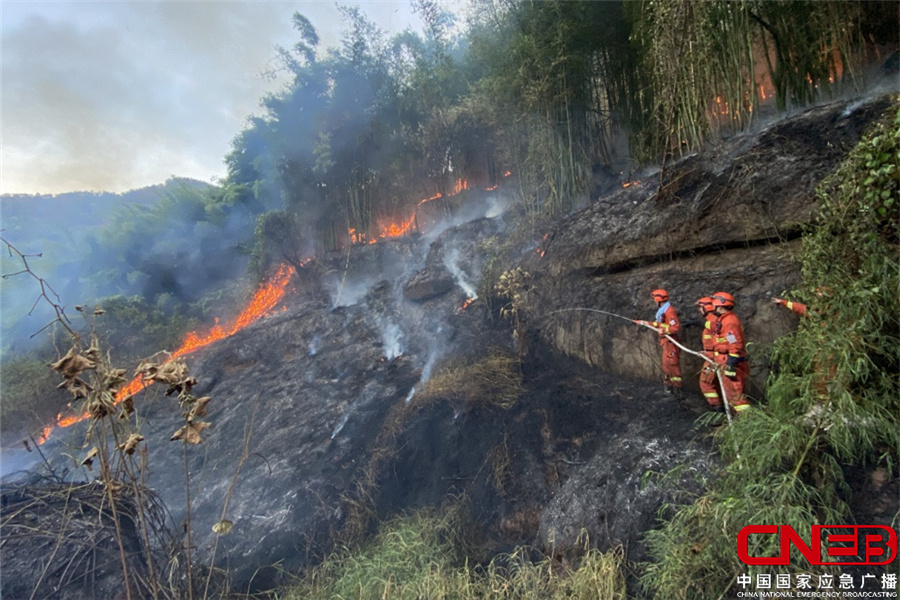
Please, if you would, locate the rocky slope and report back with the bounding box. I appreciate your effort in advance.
[521,94,894,393]
[3,92,894,598]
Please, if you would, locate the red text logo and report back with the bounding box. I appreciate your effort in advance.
[737,525,897,566]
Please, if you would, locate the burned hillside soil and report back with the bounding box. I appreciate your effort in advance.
[374,340,718,564]
[0,482,164,600]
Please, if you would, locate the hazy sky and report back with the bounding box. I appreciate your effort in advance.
[1,1,433,195]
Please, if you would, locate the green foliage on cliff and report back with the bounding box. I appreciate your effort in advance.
[640,101,899,599]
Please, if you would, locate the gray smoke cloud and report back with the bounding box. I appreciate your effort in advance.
[1,1,430,195]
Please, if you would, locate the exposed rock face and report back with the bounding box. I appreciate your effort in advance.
[404,268,455,300]
[523,95,893,391]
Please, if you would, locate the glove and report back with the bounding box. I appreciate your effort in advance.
[724,355,740,380]
[771,298,786,306]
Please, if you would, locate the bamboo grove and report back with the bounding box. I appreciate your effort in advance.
[223,0,894,273]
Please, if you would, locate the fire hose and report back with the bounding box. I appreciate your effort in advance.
[633,320,733,425]
[540,308,734,425]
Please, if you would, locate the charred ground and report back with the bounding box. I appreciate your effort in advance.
[2,93,897,598]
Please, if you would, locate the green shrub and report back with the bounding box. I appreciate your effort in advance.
[0,352,62,437]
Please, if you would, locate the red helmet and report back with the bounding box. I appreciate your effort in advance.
[651,289,669,301]
[695,296,714,308]
[712,292,735,308]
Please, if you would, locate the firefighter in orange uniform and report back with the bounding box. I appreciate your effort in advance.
[772,293,834,399]
[711,292,750,414]
[771,297,807,316]
[696,297,724,412]
[643,289,683,397]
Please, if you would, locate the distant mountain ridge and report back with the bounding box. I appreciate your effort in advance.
[0,177,216,354]
[1,177,211,232]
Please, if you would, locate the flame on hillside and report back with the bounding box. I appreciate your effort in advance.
[349,177,500,244]
[458,296,477,312]
[35,264,296,445]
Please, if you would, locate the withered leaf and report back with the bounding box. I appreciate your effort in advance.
[212,519,233,535]
[121,395,135,415]
[118,434,145,455]
[136,359,156,377]
[188,396,212,419]
[81,447,99,470]
[166,376,197,398]
[57,376,92,399]
[51,347,97,379]
[147,361,189,385]
[93,307,105,316]
[88,397,114,420]
[170,420,210,445]
[104,368,128,391]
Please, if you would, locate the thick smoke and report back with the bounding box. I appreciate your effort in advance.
[1,180,260,356]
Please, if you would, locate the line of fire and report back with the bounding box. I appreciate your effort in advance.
[31,174,519,446]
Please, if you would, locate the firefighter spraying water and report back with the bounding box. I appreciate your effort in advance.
[540,295,743,424]
[635,289,683,399]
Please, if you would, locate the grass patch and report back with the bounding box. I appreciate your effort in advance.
[418,350,524,410]
[281,507,626,600]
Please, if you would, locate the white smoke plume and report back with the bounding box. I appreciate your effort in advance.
[378,319,404,360]
[443,247,477,299]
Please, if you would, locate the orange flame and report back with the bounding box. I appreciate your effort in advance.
[458,296,477,312]
[36,264,296,444]
[375,214,417,239]
[352,175,515,244]
[350,179,477,244]
[175,263,295,358]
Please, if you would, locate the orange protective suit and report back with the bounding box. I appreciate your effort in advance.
[699,312,722,408]
[652,303,683,390]
[713,310,750,412]
[774,297,833,399]
[774,297,808,316]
